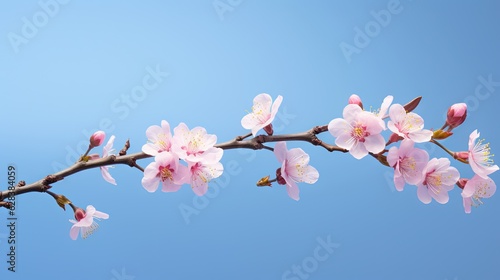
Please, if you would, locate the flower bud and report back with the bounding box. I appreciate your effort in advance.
[446,103,467,128]
[348,94,363,109]
[90,131,106,147]
[74,208,86,221]
[453,151,469,163]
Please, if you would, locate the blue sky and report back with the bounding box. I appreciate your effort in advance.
[1,1,499,279]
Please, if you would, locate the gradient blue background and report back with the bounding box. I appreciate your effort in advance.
[1,1,499,279]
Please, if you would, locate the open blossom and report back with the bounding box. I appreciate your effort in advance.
[241,93,283,136]
[171,123,223,163]
[69,205,109,240]
[141,152,189,193]
[101,135,116,185]
[461,175,496,213]
[142,120,173,156]
[387,104,432,143]
[387,139,429,191]
[416,158,460,204]
[89,131,106,147]
[274,141,319,201]
[186,161,223,196]
[328,104,385,159]
[468,130,499,179]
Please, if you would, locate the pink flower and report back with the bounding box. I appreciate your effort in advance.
[142,120,173,156]
[171,123,223,164]
[387,104,432,143]
[100,135,116,185]
[186,161,224,196]
[241,93,283,136]
[387,139,429,191]
[348,94,363,109]
[69,205,109,240]
[461,175,496,213]
[89,131,106,147]
[328,104,385,159]
[141,152,189,193]
[416,158,460,204]
[446,103,467,129]
[468,130,499,179]
[274,142,319,201]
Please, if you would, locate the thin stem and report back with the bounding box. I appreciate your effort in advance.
[430,139,455,158]
[80,144,93,160]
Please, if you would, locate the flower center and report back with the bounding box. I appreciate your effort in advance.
[160,165,174,182]
[155,133,170,151]
[351,123,369,142]
[423,173,443,194]
[190,162,208,183]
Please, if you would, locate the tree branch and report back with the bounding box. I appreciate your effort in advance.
[1,125,346,203]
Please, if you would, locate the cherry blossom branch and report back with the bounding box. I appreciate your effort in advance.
[0,126,348,206]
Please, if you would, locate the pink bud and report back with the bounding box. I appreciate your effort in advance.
[90,131,106,147]
[453,151,469,163]
[348,94,363,109]
[446,103,467,128]
[74,208,86,221]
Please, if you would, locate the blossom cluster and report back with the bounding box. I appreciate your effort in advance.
[66,93,499,240]
[329,94,498,213]
[141,121,224,196]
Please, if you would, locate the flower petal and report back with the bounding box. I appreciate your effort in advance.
[394,174,405,191]
[389,104,406,124]
[349,141,368,159]
[409,129,432,143]
[141,176,160,192]
[274,142,287,163]
[363,134,385,154]
[69,225,80,240]
[417,185,432,204]
[463,197,472,214]
[286,180,300,201]
[93,210,109,219]
[101,166,117,185]
[387,146,399,167]
[328,118,350,138]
